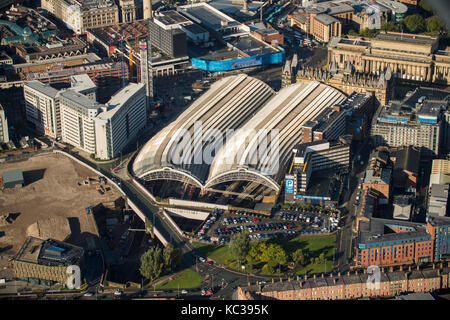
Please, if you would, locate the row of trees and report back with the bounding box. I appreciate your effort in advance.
[139,243,183,282]
[348,15,445,38]
[229,231,327,274]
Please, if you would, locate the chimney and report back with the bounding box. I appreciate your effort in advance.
[400,265,403,272]
[408,266,412,272]
[355,270,358,275]
[338,272,341,277]
[297,276,300,281]
[322,273,324,278]
[363,269,367,274]
[313,274,316,280]
[417,265,420,271]
[333,278,336,284]
[381,267,384,273]
[433,263,435,270]
[389,266,394,272]
[299,281,302,288]
[347,271,350,276]
[440,263,443,269]
[280,277,282,283]
[305,274,308,280]
[248,282,251,286]
[330,273,333,278]
[272,278,274,284]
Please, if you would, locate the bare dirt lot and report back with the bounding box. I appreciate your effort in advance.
[0,153,122,264]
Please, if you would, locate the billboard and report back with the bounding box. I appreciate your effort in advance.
[231,56,262,70]
[285,178,294,194]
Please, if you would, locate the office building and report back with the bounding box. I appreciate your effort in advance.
[429,159,450,186]
[371,87,449,157]
[12,237,84,287]
[428,184,449,217]
[24,79,145,159]
[427,216,450,262]
[0,103,9,143]
[392,146,420,192]
[70,74,97,101]
[23,80,60,138]
[58,89,102,154]
[94,83,146,160]
[286,139,350,199]
[41,0,119,34]
[357,218,433,268]
[119,0,137,23]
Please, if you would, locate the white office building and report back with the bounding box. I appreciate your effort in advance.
[24,79,146,159]
[95,83,146,160]
[70,74,97,101]
[23,80,60,138]
[58,89,102,154]
[0,103,9,143]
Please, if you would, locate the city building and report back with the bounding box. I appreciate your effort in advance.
[427,216,450,262]
[371,87,449,157]
[286,55,392,105]
[289,0,402,42]
[328,32,450,85]
[23,80,60,138]
[119,0,137,23]
[392,194,413,220]
[429,159,450,186]
[356,218,433,268]
[41,0,119,34]
[70,74,97,101]
[58,88,103,155]
[26,61,128,103]
[0,103,10,143]
[285,139,350,206]
[179,2,285,72]
[428,184,449,217]
[391,146,420,192]
[236,263,450,300]
[24,79,146,159]
[362,150,392,202]
[94,83,146,160]
[12,237,84,287]
[1,169,24,188]
[248,22,284,46]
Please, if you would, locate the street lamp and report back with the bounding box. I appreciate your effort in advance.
[242,265,248,284]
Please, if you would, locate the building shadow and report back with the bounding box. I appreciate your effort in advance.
[66,217,81,245]
[23,169,46,186]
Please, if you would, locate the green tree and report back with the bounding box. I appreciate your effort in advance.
[163,243,182,274]
[230,230,250,266]
[404,14,426,33]
[319,252,326,264]
[140,246,164,282]
[348,29,358,36]
[260,244,287,272]
[427,16,444,32]
[381,21,400,32]
[291,248,306,266]
[359,28,379,38]
[419,0,432,13]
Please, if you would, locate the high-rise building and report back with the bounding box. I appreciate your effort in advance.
[23,80,146,159]
[23,80,60,138]
[371,88,449,157]
[95,83,146,160]
[0,103,10,143]
[119,0,136,23]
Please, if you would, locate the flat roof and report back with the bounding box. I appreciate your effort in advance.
[70,74,96,93]
[157,10,191,26]
[97,83,144,120]
[183,23,208,35]
[2,169,24,183]
[374,32,438,46]
[58,88,103,110]
[314,14,339,26]
[24,80,59,98]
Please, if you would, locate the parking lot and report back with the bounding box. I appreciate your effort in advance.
[194,206,340,245]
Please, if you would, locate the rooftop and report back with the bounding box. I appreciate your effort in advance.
[57,88,103,110]
[358,218,430,247]
[14,236,84,266]
[24,80,59,98]
[2,169,24,183]
[70,74,96,93]
[314,14,339,26]
[97,83,144,120]
[374,32,438,46]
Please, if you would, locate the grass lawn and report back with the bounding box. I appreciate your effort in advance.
[192,234,336,276]
[155,269,203,290]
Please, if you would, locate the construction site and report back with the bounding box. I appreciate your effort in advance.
[0,153,122,270]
